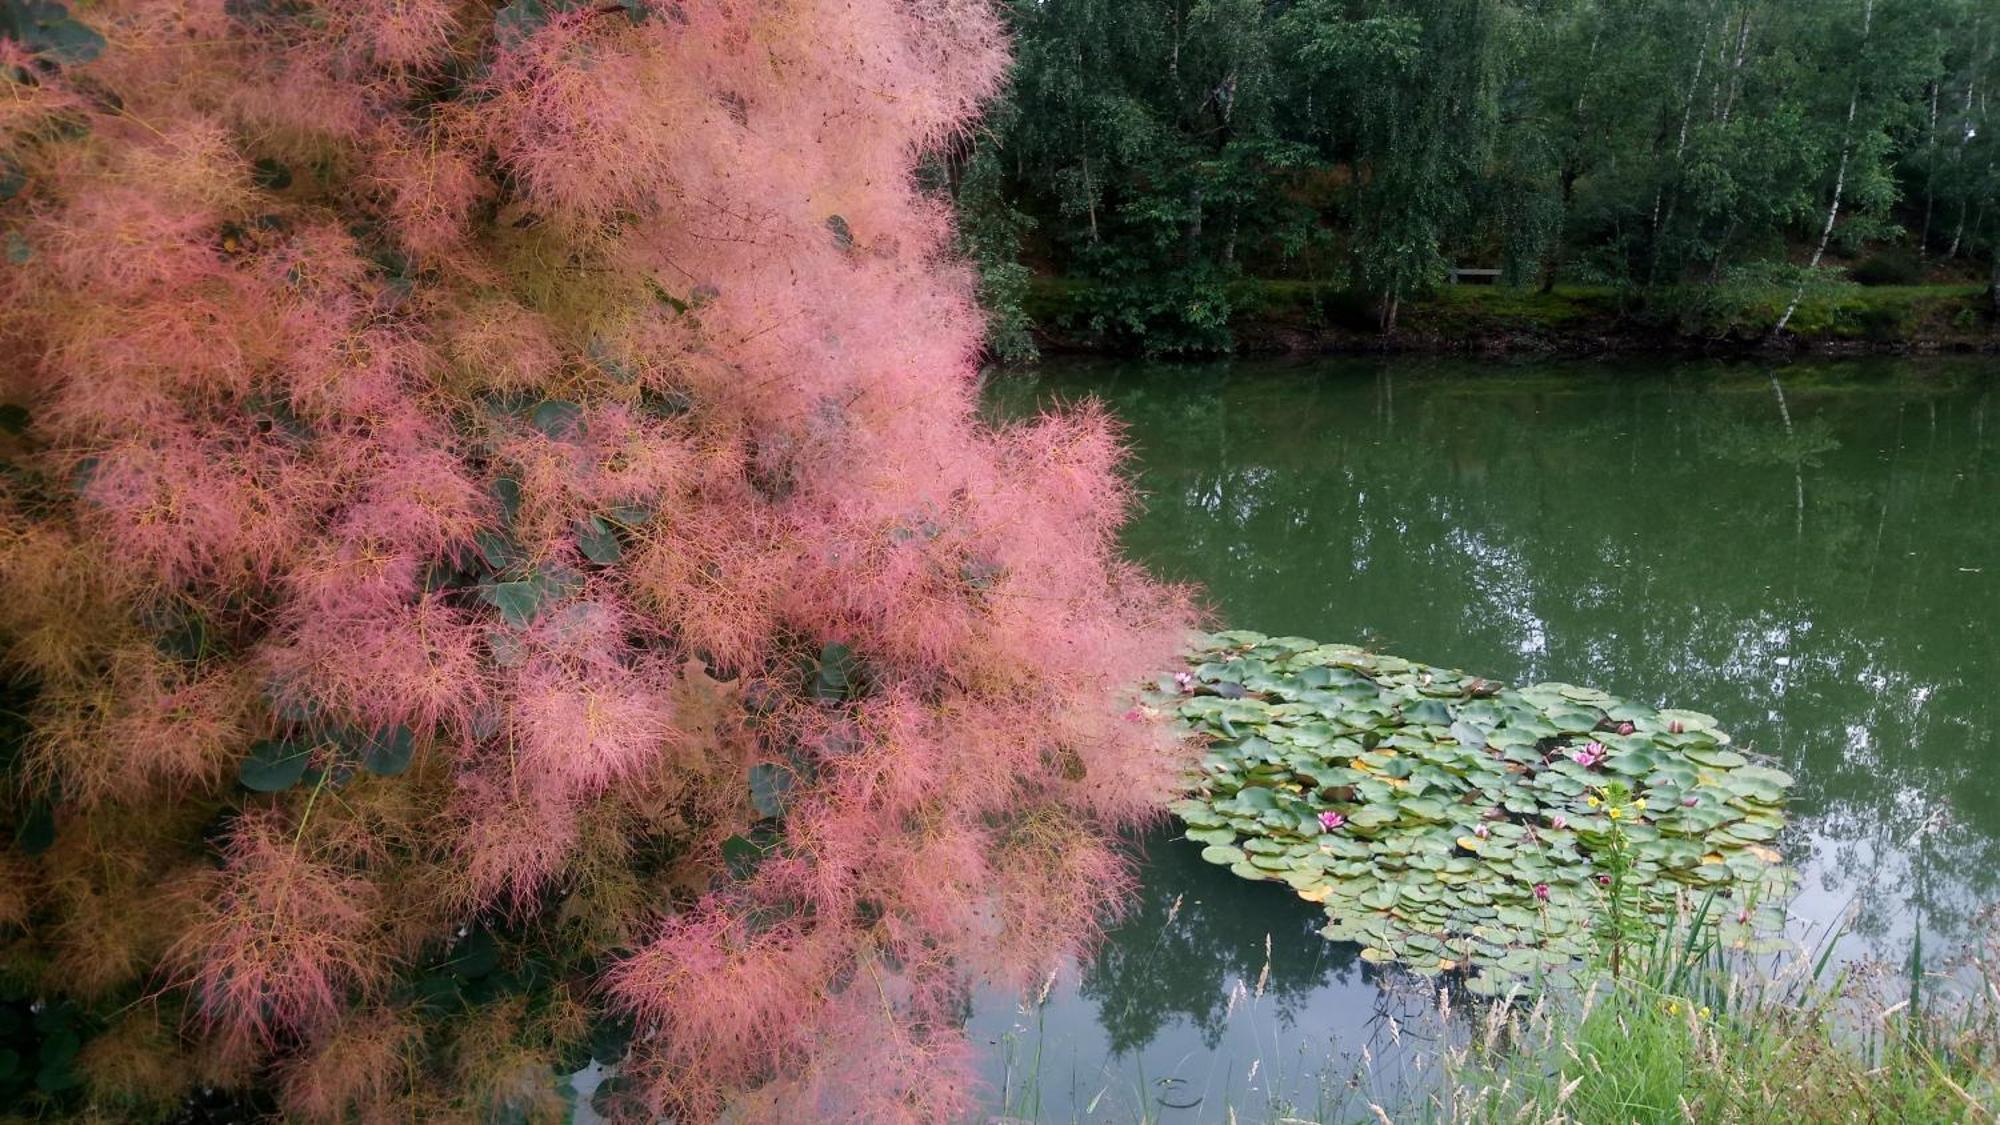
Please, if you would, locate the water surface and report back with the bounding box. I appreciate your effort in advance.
[972,356,1998,1121]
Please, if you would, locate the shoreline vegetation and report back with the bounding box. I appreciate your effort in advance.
[992,892,2000,1122]
[1019,277,2000,358]
[1432,896,2000,1124]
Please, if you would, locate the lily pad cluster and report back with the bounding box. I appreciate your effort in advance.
[1158,631,1794,993]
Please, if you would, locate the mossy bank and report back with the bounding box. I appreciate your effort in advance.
[1022,278,2000,358]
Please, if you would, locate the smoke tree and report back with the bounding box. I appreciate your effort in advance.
[0,1,1193,1119]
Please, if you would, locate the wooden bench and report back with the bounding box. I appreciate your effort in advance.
[1448,267,1502,284]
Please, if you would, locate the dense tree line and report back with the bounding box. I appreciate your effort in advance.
[947,0,2000,352]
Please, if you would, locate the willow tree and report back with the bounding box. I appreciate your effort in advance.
[0,1,1192,1120]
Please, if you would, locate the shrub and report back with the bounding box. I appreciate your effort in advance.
[0,2,1193,1119]
[1849,248,1925,287]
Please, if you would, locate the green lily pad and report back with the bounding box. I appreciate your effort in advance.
[1159,630,1794,990]
[1404,699,1452,726]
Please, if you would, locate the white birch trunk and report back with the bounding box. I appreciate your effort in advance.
[1774,0,1872,336]
[1944,58,1981,257]
[1649,13,1714,240]
[1719,8,1755,125]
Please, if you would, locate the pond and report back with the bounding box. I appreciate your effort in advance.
[971,356,1999,1122]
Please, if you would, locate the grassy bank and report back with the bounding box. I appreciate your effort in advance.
[1436,916,2000,1124]
[1022,278,2000,357]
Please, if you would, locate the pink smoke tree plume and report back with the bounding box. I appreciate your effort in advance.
[0,1,1195,1119]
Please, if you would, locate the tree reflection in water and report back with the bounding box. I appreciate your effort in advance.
[975,357,1997,1116]
[1081,826,1359,1054]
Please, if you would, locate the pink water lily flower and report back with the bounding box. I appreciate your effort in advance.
[1534,883,1551,901]
[1616,721,1636,736]
[1550,814,1568,830]
[1473,823,1490,839]
[1571,742,1607,768]
[1173,671,1195,693]
[1318,810,1347,831]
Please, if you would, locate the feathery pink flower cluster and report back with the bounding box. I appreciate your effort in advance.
[0,3,1194,1119]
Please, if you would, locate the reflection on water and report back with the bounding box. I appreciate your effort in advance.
[1082,830,1354,1055]
[971,357,1998,1121]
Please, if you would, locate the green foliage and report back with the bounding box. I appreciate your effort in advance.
[1049,271,1240,355]
[966,0,2000,353]
[237,720,421,792]
[0,1,103,65]
[811,640,861,702]
[1851,246,1925,285]
[747,762,796,819]
[1160,630,1792,994]
[0,995,89,1103]
[1448,911,2000,1123]
[358,725,416,777]
[948,117,1041,362]
[573,515,622,565]
[1285,0,1505,322]
[238,738,312,793]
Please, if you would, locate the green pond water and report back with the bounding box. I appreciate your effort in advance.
[970,356,1999,1122]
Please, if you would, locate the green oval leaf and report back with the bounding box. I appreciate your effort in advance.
[721,833,767,879]
[239,738,311,792]
[576,515,622,565]
[490,477,523,525]
[359,725,416,777]
[748,762,795,819]
[9,2,105,64]
[529,399,584,439]
[485,579,544,627]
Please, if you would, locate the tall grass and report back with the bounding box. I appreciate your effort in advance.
[1433,904,2000,1124]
